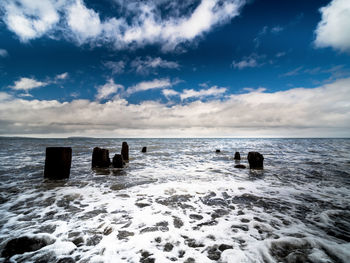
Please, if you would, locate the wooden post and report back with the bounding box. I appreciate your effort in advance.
[112,154,124,168]
[247,152,264,169]
[44,147,72,179]
[141,147,147,153]
[92,147,110,168]
[121,142,129,161]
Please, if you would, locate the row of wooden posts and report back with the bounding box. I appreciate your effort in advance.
[43,142,264,180]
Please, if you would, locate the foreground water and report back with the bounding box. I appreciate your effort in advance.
[0,138,349,263]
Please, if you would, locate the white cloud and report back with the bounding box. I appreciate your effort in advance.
[154,0,244,50]
[253,26,268,48]
[0,0,246,51]
[8,74,69,96]
[18,93,33,98]
[10,77,47,91]
[70,92,80,98]
[275,52,286,58]
[243,87,266,93]
[131,57,179,74]
[281,66,303,77]
[55,72,69,80]
[180,86,227,100]
[103,61,126,75]
[1,0,60,42]
[96,79,123,100]
[0,92,12,102]
[162,89,179,98]
[314,0,350,52]
[232,58,257,69]
[271,26,284,33]
[254,25,285,48]
[66,0,103,44]
[127,78,172,95]
[0,49,8,57]
[232,54,264,70]
[0,78,350,137]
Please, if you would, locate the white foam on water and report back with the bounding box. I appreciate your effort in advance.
[1,138,350,262]
[0,178,348,262]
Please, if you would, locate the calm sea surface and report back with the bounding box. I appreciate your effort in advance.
[0,138,349,262]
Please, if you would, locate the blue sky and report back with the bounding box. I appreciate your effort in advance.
[0,0,349,137]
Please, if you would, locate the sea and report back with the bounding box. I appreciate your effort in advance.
[0,138,349,263]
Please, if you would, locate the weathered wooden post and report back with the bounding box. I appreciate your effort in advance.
[141,147,147,153]
[44,147,72,179]
[216,149,221,153]
[247,152,264,169]
[92,147,110,168]
[234,152,241,160]
[112,154,124,168]
[121,142,129,161]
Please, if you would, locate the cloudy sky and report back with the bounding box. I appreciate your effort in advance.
[0,0,349,137]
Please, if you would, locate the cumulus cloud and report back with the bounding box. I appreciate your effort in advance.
[0,0,246,51]
[66,0,103,44]
[232,53,265,69]
[1,0,60,42]
[314,0,350,52]
[126,78,172,95]
[10,77,47,91]
[96,79,124,100]
[131,57,179,75]
[0,49,8,57]
[8,74,69,95]
[180,86,227,100]
[0,78,349,137]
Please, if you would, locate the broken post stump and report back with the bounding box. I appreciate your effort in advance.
[112,154,124,168]
[216,149,221,153]
[121,142,129,161]
[44,147,72,179]
[234,152,241,160]
[247,152,264,169]
[141,147,147,153]
[92,147,110,168]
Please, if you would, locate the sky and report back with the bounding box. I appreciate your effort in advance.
[0,0,349,138]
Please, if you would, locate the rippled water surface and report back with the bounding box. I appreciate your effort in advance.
[0,138,349,263]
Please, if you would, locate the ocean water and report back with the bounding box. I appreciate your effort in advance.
[0,138,349,263]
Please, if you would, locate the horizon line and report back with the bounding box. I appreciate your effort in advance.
[1,136,349,139]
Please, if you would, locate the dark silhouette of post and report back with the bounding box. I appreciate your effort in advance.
[141,147,147,153]
[247,152,264,169]
[92,147,110,168]
[121,142,129,161]
[112,154,124,168]
[234,152,241,160]
[216,149,221,153]
[44,147,72,179]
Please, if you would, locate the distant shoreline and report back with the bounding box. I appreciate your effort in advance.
[0,136,349,139]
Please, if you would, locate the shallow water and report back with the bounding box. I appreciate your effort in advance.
[0,138,349,263]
